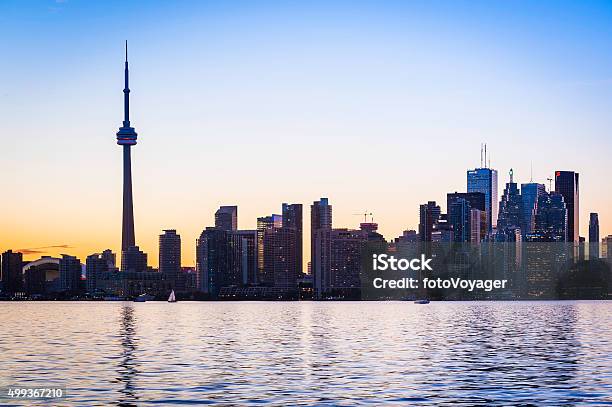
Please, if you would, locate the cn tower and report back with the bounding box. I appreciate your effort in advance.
[116,41,137,252]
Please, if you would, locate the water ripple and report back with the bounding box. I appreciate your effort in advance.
[1,301,611,405]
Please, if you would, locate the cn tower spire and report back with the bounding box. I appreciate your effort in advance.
[123,40,130,127]
[117,41,137,253]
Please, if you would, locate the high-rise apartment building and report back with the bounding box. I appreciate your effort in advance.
[59,254,82,293]
[282,203,303,275]
[159,229,181,284]
[1,250,23,294]
[311,198,332,297]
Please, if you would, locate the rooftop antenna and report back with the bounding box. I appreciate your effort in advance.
[484,144,488,168]
[509,168,514,183]
[480,143,483,168]
[530,161,533,182]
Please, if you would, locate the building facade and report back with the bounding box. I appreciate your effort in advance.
[467,167,498,234]
[554,171,579,242]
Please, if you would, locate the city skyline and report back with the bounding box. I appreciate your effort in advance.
[2,1,612,266]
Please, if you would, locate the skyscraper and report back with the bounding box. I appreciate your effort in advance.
[159,230,181,283]
[228,230,258,285]
[59,254,82,293]
[329,228,368,297]
[555,171,579,242]
[257,214,283,284]
[262,226,298,292]
[116,42,138,253]
[448,198,470,242]
[215,206,238,231]
[589,213,600,259]
[530,192,567,242]
[470,209,487,244]
[418,201,440,242]
[497,169,523,239]
[447,192,486,214]
[520,182,546,237]
[467,167,498,234]
[86,253,111,293]
[282,203,303,275]
[311,198,332,298]
[196,227,229,296]
[1,250,23,294]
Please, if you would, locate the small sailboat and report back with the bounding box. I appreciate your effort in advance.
[167,290,177,303]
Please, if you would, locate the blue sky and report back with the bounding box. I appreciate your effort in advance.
[1,0,612,264]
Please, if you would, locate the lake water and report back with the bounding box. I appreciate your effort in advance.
[1,301,610,405]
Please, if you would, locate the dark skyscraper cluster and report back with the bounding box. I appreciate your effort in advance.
[197,204,302,298]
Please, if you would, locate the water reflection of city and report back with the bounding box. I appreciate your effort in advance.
[421,303,580,405]
[117,304,139,407]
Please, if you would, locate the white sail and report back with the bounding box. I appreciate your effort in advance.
[168,290,176,302]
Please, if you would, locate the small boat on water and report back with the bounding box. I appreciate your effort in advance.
[103,296,125,301]
[167,290,177,303]
[134,294,155,303]
[414,299,430,304]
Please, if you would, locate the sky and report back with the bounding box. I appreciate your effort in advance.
[1,0,612,267]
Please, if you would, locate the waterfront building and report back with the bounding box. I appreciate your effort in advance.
[1,250,23,294]
[257,214,283,285]
[159,229,181,285]
[86,253,112,293]
[311,198,332,298]
[59,254,82,293]
[23,257,60,295]
[196,227,229,296]
[228,229,258,285]
[329,228,368,297]
[282,203,303,275]
[262,226,298,294]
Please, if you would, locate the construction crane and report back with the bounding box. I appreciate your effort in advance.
[547,177,553,192]
[352,211,373,223]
